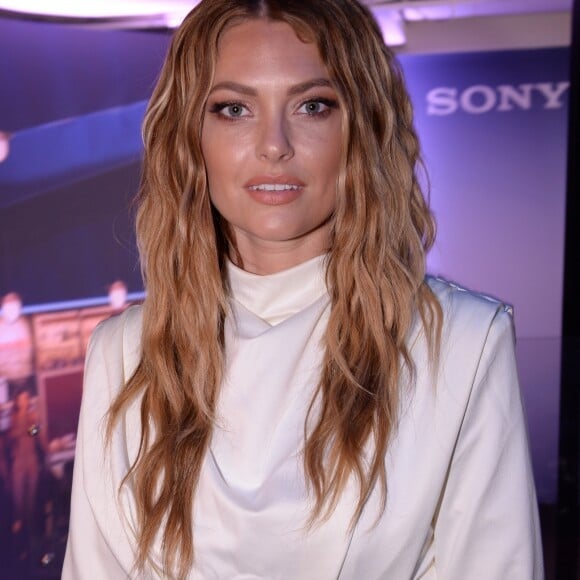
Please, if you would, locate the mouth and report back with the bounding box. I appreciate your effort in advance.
[247,183,301,192]
[244,175,305,188]
[244,176,305,205]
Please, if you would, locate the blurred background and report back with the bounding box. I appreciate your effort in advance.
[0,0,576,578]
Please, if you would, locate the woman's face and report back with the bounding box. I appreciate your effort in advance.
[201,19,342,273]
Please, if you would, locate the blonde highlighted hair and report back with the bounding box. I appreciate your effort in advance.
[107,0,442,577]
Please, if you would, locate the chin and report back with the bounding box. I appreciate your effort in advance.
[247,222,305,242]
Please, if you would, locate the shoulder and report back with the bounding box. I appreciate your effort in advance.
[426,275,513,339]
[84,305,143,400]
[90,304,143,350]
[418,276,516,377]
[427,275,512,320]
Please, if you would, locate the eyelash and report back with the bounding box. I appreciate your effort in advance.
[208,97,338,121]
[297,98,338,118]
[209,101,248,119]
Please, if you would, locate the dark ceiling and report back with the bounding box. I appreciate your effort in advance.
[0,17,171,133]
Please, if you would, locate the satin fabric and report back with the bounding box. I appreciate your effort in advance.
[63,259,543,579]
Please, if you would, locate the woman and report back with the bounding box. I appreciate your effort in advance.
[63,1,543,578]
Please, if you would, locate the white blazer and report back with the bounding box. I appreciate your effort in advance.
[62,277,543,579]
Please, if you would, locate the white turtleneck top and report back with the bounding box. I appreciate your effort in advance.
[63,258,543,579]
[227,254,327,325]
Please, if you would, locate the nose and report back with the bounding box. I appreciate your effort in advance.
[256,113,294,162]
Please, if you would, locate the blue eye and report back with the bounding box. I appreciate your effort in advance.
[298,98,338,117]
[209,101,250,119]
[224,104,246,117]
[303,101,325,114]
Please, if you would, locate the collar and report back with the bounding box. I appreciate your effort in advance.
[227,254,328,325]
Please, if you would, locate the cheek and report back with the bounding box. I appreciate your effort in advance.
[202,130,245,188]
[317,148,342,197]
[201,140,225,200]
[200,133,216,179]
[202,148,233,217]
[300,124,342,185]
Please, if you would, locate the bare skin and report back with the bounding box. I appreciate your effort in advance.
[201,19,343,275]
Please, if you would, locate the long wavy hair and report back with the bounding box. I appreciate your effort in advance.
[107,0,442,577]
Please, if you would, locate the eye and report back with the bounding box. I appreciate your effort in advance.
[209,101,250,119]
[297,98,338,117]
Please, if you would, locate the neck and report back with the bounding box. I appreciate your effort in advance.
[231,232,330,275]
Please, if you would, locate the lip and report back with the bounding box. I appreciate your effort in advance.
[244,175,305,206]
[244,175,306,188]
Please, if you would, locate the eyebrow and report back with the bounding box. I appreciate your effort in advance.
[208,78,334,97]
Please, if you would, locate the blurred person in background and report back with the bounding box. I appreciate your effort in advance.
[10,387,45,562]
[108,280,129,312]
[0,293,34,401]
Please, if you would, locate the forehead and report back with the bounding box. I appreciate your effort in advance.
[214,19,328,82]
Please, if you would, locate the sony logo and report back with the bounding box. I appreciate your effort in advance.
[426,82,570,116]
